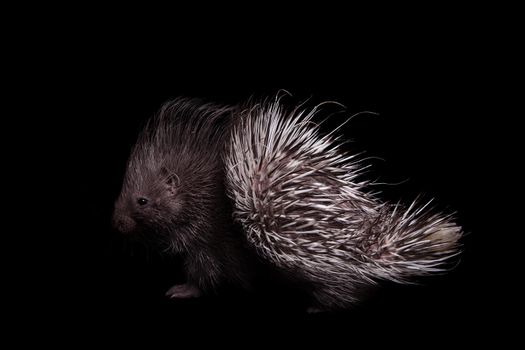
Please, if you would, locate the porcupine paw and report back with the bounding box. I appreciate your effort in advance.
[306,306,326,314]
[165,283,203,298]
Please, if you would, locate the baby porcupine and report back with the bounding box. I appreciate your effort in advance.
[112,96,462,310]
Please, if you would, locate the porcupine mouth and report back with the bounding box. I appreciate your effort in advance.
[112,214,137,235]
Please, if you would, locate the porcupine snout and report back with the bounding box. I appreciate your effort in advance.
[112,211,136,234]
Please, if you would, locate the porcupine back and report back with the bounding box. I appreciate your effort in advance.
[225,98,462,307]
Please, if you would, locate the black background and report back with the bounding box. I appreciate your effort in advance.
[16,10,516,344]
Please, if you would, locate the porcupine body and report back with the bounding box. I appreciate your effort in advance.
[113,96,462,309]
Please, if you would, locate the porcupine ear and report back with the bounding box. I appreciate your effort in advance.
[160,166,179,196]
[225,98,462,293]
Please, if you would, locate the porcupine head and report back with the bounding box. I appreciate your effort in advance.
[112,99,250,298]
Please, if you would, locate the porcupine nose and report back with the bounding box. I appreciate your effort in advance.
[112,213,136,234]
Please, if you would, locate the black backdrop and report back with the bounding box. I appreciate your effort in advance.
[25,19,512,344]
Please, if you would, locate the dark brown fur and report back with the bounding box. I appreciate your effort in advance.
[113,98,251,292]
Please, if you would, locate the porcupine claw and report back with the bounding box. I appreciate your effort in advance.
[165,283,203,298]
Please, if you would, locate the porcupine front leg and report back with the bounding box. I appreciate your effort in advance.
[165,254,208,299]
[165,250,224,299]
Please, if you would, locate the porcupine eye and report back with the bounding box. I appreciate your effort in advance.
[137,198,149,206]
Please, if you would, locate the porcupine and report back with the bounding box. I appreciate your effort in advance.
[112,96,462,310]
